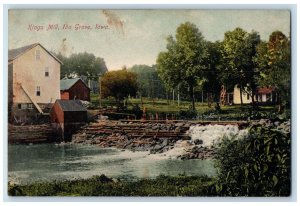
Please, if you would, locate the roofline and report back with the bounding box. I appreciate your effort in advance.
[60,78,91,91]
[9,43,63,65]
[53,99,87,112]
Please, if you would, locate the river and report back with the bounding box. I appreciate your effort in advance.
[8,143,216,184]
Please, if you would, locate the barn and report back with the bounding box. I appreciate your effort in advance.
[50,99,87,141]
[60,77,91,101]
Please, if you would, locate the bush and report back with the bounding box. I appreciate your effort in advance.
[178,109,198,119]
[214,122,291,196]
[131,104,143,119]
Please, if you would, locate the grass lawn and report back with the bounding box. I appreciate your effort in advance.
[8,175,216,196]
[90,93,285,120]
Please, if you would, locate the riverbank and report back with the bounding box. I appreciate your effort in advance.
[8,174,217,196]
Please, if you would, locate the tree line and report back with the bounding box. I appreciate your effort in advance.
[56,52,108,80]
[55,22,290,114]
[157,22,291,112]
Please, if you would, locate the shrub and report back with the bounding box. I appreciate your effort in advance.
[179,109,198,119]
[215,122,291,196]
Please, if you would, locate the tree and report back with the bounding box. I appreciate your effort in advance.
[129,64,166,99]
[254,31,291,113]
[157,22,208,110]
[101,69,138,107]
[56,52,108,80]
[202,41,222,104]
[220,28,261,107]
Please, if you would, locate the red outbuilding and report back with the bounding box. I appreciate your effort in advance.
[60,77,91,101]
[50,99,87,141]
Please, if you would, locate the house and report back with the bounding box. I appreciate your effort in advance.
[233,85,277,105]
[60,78,91,101]
[8,43,62,123]
[50,99,87,141]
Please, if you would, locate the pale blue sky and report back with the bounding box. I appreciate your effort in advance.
[9,10,290,70]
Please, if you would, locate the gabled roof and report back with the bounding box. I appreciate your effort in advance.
[60,78,90,91]
[256,87,276,94]
[55,100,87,112]
[8,43,63,64]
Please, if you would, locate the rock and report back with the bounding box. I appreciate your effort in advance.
[182,136,191,140]
[162,147,169,153]
[198,153,204,159]
[197,147,205,153]
[152,125,159,130]
[184,123,191,128]
[194,139,203,145]
[150,149,156,154]
[153,144,163,151]
[175,123,184,127]
[125,143,133,149]
[162,139,169,147]
[175,127,181,132]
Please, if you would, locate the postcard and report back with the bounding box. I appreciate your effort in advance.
[7,9,291,197]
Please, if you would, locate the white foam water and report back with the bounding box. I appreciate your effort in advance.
[152,124,248,159]
[187,124,248,148]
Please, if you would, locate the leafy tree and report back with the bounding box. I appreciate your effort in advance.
[100,69,138,107]
[220,28,261,106]
[202,41,222,103]
[254,31,291,112]
[56,52,108,80]
[129,64,166,99]
[157,22,208,110]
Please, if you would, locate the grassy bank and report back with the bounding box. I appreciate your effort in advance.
[8,175,216,196]
[91,94,286,121]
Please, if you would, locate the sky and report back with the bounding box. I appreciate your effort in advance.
[8,9,290,71]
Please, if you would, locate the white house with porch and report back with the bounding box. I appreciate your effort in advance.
[233,85,277,105]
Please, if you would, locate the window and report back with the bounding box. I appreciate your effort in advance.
[18,103,27,110]
[247,94,250,100]
[45,67,49,77]
[35,50,40,60]
[28,103,33,109]
[36,86,41,96]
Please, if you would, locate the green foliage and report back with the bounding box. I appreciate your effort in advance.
[220,28,261,104]
[254,31,291,110]
[101,69,138,106]
[129,64,166,99]
[178,109,198,120]
[157,22,208,110]
[8,175,216,196]
[56,52,108,80]
[131,104,143,119]
[215,122,291,196]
